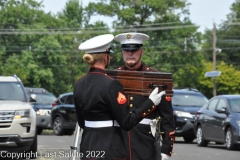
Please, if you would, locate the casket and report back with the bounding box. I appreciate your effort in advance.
[106,70,173,97]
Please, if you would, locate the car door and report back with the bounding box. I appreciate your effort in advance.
[212,99,227,140]
[57,95,68,120]
[202,98,219,139]
[64,94,76,122]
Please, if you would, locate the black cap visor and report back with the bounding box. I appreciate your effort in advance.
[121,44,143,51]
[108,47,115,54]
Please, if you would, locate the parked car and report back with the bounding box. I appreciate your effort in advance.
[25,87,57,135]
[172,88,209,142]
[194,95,240,150]
[0,75,37,159]
[51,92,77,136]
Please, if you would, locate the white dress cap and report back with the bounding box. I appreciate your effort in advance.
[79,34,114,54]
[114,32,149,44]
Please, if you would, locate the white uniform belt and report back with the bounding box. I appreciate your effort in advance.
[85,120,120,128]
[139,118,152,125]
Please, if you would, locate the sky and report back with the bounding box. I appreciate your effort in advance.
[37,0,236,33]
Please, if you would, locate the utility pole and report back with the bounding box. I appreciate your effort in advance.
[212,22,217,96]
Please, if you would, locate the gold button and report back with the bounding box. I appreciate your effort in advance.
[147,68,149,70]
[130,104,133,108]
[130,97,133,100]
[148,109,151,112]
[118,67,121,69]
[149,131,152,134]
[130,112,132,113]
[143,113,146,116]
[152,106,155,109]
[171,138,173,140]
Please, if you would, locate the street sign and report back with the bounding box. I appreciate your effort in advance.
[205,71,221,77]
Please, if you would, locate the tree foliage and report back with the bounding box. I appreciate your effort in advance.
[0,0,239,98]
[85,0,188,26]
[199,0,240,97]
[198,61,240,98]
[85,0,204,87]
[202,0,240,69]
[0,0,73,95]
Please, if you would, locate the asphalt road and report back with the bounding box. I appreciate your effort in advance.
[33,131,240,160]
[0,130,231,160]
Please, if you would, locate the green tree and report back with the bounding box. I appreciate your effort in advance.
[199,0,240,98]
[85,0,188,26]
[198,61,240,98]
[57,0,112,90]
[202,0,240,69]
[85,0,204,87]
[0,0,69,95]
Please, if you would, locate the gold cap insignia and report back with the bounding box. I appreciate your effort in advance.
[126,34,131,39]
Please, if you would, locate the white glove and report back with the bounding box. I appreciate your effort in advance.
[150,119,157,137]
[161,153,170,160]
[148,87,166,106]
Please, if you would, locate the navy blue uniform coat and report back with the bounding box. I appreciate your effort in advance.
[115,63,175,160]
[74,67,158,160]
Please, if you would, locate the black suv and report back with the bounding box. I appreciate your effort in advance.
[51,92,77,136]
[172,88,208,142]
[25,87,56,135]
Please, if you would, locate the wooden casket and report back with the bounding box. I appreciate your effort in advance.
[106,70,173,97]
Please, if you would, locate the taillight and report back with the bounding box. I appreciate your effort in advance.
[52,102,57,108]
[194,112,198,119]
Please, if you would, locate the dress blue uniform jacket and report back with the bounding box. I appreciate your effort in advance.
[115,63,175,160]
[73,67,159,160]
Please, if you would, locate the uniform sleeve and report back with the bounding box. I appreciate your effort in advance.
[73,81,85,129]
[157,95,175,156]
[106,80,156,131]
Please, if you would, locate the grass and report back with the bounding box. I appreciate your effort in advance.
[42,129,54,135]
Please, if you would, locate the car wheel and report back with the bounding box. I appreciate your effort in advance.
[196,126,209,147]
[37,127,43,135]
[183,136,195,143]
[225,128,237,150]
[53,117,65,136]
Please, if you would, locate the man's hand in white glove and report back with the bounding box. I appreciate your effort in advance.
[161,153,170,160]
[148,87,166,106]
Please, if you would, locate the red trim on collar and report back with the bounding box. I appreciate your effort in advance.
[89,67,106,74]
[124,62,144,71]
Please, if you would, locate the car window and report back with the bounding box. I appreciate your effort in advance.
[33,93,56,104]
[172,93,208,106]
[229,98,240,113]
[65,95,73,104]
[59,96,67,104]
[0,82,26,101]
[216,99,227,110]
[207,99,219,111]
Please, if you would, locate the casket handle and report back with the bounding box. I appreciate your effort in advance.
[148,82,167,89]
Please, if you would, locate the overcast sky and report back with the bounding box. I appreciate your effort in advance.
[37,0,236,32]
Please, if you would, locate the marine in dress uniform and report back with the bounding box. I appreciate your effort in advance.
[114,33,175,160]
[73,34,166,160]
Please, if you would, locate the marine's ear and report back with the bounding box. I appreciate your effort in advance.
[141,48,144,56]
